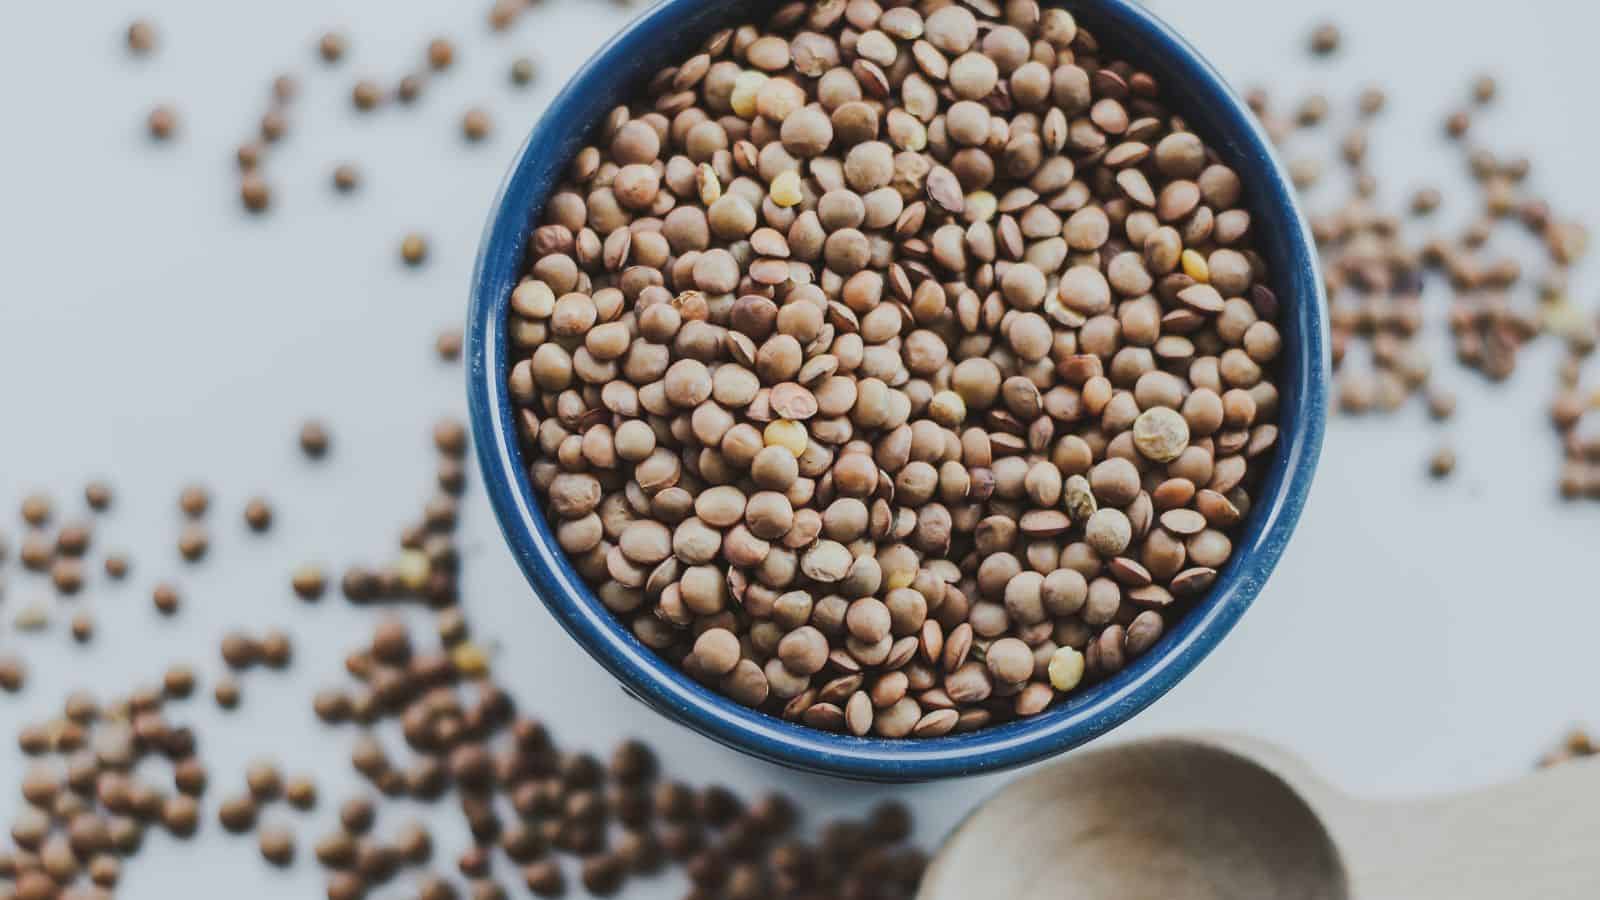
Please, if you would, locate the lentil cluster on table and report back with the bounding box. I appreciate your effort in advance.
[1263,22,1600,489]
[508,1,1285,738]
[0,419,928,900]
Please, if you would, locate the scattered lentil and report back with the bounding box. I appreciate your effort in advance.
[436,328,464,361]
[0,655,25,692]
[510,57,536,86]
[244,497,273,532]
[179,485,209,518]
[1309,22,1341,55]
[147,105,178,141]
[292,563,328,601]
[152,582,180,616]
[333,163,361,193]
[261,109,288,143]
[300,420,331,458]
[402,233,430,266]
[177,524,209,562]
[399,73,426,104]
[286,775,317,810]
[214,676,241,709]
[273,74,299,103]
[427,38,455,71]
[85,481,113,511]
[241,174,272,213]
[462,107,493,142]
[21,492,52,526]
[319,32,348,64]
[127,20,158,55]
[1429,447,1457,479]
[353,80,384,111]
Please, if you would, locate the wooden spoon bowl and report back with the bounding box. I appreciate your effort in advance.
[919,733,1600,900]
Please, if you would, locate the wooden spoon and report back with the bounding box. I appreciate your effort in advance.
[918,733,1600,899]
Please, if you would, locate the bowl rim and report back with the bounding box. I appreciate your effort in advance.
[467,0,1329,781]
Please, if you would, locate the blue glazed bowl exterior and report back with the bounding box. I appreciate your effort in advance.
[468,0,1328,782]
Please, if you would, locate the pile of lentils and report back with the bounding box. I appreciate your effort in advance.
[305,612,925,900]
[508,1,1285,737]
[3,674,213,898]
[1258,22,1598,485]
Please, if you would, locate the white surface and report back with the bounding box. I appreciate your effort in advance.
[0,1,1595,896]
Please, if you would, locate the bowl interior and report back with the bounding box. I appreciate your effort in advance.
[467,0,1328,781]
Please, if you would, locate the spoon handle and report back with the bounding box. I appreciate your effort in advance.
[1328,756,1600,900]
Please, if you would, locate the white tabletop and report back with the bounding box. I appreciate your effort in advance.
[1,1,1595,896]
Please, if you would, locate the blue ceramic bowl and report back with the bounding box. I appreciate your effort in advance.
[468,0,1328,781]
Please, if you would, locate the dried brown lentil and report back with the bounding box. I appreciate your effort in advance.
[127,20,157,54]
[401,233,429,266]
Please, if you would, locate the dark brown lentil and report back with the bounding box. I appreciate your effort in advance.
[286,775,318,809]
[510,57,536,87]
[152,583,180,615]
[0,655,25,692]
[162,794,199,837]
[241,174,272,213]
[260,630,294,668]
[173,757,208,796]
[261,109,289,143]
[333,163,361,193]
[436,328,464,360]
[147,105,178,140]
[398,73,426,104]
[219,793,258,833]
[523,860,563,897]
[163,665,196,699]
[1428,447,1457,479]
[56,520,91,556]
[319,32,347,64]
[340,796,376,834]
[127,20,158,55]
[293,563,328,600]
[1309,22,1341,55]
[179,483,213,523]
[84,481,113,511]
[259,823,295,866]
[244,497,273,532]
[214,676,241,709]
[177,524,209,561]
[51,557,84,593]
[246,759,284,800]
[101,554,128,582]
[300,420,331,457]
